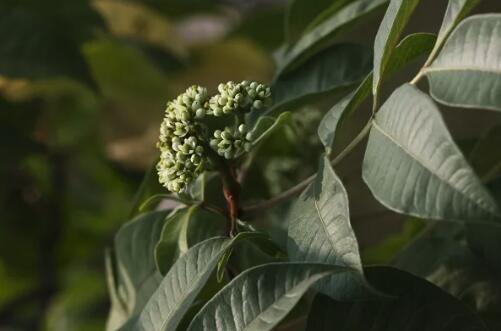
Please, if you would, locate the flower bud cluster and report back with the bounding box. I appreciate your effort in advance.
[157,81,272,192]
[240,80,272,112]
[157,85,208,193]
[208,80,271,116]
[210,124,253,160]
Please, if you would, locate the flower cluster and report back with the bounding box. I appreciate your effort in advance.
[210,124,253,160]
[157,81,271,193]
[156,85,208,193]
[208,80,271,116]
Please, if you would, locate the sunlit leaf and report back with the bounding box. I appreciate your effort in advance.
[363,84,500,221]
[425,15,501,111]
[288,157,375,300]
[187,262,349,331]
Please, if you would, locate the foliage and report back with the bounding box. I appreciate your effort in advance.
[2,0,501,330]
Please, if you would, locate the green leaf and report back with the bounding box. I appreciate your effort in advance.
[155,206,198,275]
[279,0,389,73]
[425,14,501,111]
[272,43,372,113]
[363,84,500,221]
[306,266,487,331]
[288,157,374,300]
[249,112,292,146]
[187,262,349,331]
[318,33,436,153]
[127,237,231,331]
[373,0,419,100]
[114,210,168,318]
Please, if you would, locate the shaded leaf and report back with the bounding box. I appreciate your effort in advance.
[114,210,168,319]
[249,112,292,146]
[272,43,372,112]
[155,206,198,275]
[373,0,419,99]
[425,14,501,111]
[306,266,487,331]
[187,262,348,331]
[363,84,500,221]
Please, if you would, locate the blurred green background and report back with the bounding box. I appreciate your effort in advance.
[0,1,279,330]
[1,0,501,330]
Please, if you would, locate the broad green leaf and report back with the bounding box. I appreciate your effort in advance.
[469,125,501,182]
[272,43,372,112]
[279,0,388,73]
[185,209,226,248]
[318,33,436,153]
[249,112,292,146]
[373,0,419,99]
[114,211,168,318]
[128,237,231,331]
[363,84,500,221]
[187,262,349,331]
[425,15,501,111]
[155,206,198,275]
[288,157,373,300]
[306,266,487,331]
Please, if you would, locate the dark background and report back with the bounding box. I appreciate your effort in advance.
[1,0,500,330]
